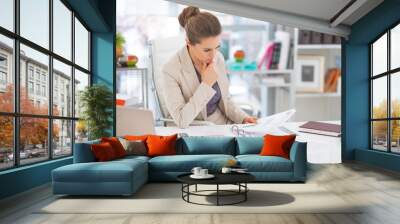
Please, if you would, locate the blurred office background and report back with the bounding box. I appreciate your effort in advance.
[115,0,342,125]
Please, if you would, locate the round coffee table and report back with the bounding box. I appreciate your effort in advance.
[177,173,255,206]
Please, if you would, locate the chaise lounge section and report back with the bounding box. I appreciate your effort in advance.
[52,136,307,196]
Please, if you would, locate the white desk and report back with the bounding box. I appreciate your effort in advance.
[155,121,341,164]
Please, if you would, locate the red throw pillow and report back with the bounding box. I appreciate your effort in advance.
[146,134,178,157]
[101,137,127,158]
[259,134,296,159]
[91,142,117,161]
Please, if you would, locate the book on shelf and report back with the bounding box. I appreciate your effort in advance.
[287,42,294,69]
[257,31,291,70]
[257,42,275,70]
[275,31,290,70]
[270,42,281,69]
[311,31,322,44]
[298,30,311,44]
[324,68,341,93]
[299,121,341,137]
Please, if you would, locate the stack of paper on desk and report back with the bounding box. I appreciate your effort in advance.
[233,109,296,136]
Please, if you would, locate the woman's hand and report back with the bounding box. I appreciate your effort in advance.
[242,116,257,124]
[198,61,218,87]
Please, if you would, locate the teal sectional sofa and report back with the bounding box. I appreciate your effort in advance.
[52,136,307,196]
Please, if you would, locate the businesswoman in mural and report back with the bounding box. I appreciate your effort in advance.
[162,6,257,128]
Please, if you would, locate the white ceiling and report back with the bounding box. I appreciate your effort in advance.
[226,0,352,24]
[167,0,384,37]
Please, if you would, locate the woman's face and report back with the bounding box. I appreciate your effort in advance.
[188,35,221,65]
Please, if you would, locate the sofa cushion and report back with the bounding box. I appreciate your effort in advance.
[148,154,235,172]
[236,137,263,155]
[53,158,147,183]
[119,138,148,156]
[101,137,127,158]
[124,135,150,142]
[91,142,118,162]
[178,137,236,155]
[147,134,178,157]
[115,155,150,164]
[260,134,296,159]
[236,155,293,172]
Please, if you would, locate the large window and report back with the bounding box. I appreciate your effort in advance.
[0,0,91,170]
[371,23,400,153]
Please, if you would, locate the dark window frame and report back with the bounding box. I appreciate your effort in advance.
[370,21,400,154]
[0,0,92,171]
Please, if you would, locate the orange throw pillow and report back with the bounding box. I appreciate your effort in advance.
[124,135,151,142]
[91,142,117,161]
[101,137,127,158]
[146,134,178,157]
[260,134,296,159]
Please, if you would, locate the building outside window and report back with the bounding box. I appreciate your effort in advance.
[28,66,34,80]
[0,54,7,89]
[28,81,34,94]
[41,73,46,83]
[0,71,6,85]
[42,85,46,97]
[35,70,40,81]
[36,83,40,95]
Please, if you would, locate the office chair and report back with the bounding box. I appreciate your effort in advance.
[116,107,156,136]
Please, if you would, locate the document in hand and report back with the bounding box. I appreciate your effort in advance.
[233,109,296,136]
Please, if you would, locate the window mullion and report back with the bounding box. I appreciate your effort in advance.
[48,0,54,160]
[13,0,20,167]
[71,10,76,154]
[370,45,373,149]
[388,30,391,153]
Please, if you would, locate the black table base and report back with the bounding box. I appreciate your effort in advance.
[181,183,249,206]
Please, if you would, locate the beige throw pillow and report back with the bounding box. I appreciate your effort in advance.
[119,138,147,156]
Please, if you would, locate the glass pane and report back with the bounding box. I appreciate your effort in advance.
[372,33,387,76]
[53,0,72,60]
[391,24,400,70]
[75,120,88,143]
[74,69,89,118]
[372,77,387,119]
[20,117,49,165]
[53,59,72,117]
[20,44,49,115]
[53,119,72,158]
[391,72,400,118]
[20,0,49,49]
[0,35,14,112]
[0,116,13,170]
[75,18,89,70]
[0,0,14,31]
[372,121,388,151]
[391,120,400,153]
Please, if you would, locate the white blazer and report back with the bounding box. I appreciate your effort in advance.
[161,46,248,128]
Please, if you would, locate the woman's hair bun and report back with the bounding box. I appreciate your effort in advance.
[178,6,200,28]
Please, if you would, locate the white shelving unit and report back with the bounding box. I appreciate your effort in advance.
[293,29,341,121]
[225,28,341,120]
[297,44,341,50]
[116,67,149,108]
[296,92,341,98]
[227,68,295,117]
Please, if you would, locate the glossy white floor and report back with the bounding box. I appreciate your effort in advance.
[1,162,400,224]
